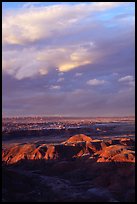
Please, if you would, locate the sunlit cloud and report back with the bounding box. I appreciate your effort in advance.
[2,2,134,80]
[2,2,127,45]
[2,2,135,116]
[3,44,94,79]
[59,60,91,72]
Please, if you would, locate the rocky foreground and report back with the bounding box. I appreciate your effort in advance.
[2,134,135,202]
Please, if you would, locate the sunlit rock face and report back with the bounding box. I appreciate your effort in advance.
[2,134,135,164]
[63,134,93,143]
[2,134,135,202]
[97,145,135,163]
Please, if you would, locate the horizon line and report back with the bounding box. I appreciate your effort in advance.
[2,115,135,119]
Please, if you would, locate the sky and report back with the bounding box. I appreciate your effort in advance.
[2,2,135,117]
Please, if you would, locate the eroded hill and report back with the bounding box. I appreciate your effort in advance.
[2,134,135,202]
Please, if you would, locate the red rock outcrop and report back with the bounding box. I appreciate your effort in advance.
[2,134,135,202]
[2,135,135,164]
[97,145,135,163]
[64,134,92,144]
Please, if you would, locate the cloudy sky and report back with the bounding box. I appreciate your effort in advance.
[2,2,135,117]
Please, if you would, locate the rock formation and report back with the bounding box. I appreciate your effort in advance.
[2,134,135,202]
[2,134,135,164]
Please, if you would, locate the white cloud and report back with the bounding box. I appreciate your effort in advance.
[2,44,94,79]
[2,2,133,80]
[118,75,135,87]
[2,2,135,117]
[87,79,106,86]
[2,48,44,79]
[118,75,133,82]
[50,85,61,90]
[2,2,127,45]
[37,46,92,72]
